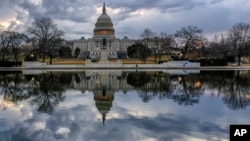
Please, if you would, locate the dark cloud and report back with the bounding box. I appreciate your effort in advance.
[9,0,225,23]
[41,0,94,22]
[103,0,224,26]
[107,0,224,12]
[10,0,95,23]
[11,0,43,18]
[1,0,250,40]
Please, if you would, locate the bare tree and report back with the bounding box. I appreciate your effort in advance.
[0,30,27,64]
[151,32,175,63]
[0,25,3,59]
[47,37,64,64]
[140,28,155,63]
[208,33,233,59]
[27,17,64,62]
[140,28,155,47]
[9,32,28,65]
[175,25,203,60]
[158,32,175,62]
[152,35,159,64]
[0,31,11,61]
[228,23,250,65]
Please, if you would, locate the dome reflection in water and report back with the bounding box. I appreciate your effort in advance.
[0,70,250,141]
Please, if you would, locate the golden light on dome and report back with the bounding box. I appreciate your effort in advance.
[101,95,108,100]
[100,30,108,35]
[96,30,113,35]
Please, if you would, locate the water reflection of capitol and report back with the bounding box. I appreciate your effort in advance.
[6,69,205,125]
[4,69,250,125]
[73,70,132,92]
[72,70,133,125]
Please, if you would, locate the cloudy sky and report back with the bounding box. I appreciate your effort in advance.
[0,0,250,40]
[1,89,249,141]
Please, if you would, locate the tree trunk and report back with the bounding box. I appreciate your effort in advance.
[13,50,18,66]
[154,55,157,64]
[42,54,46,62]
[237,55,241,66]
[15,57,18,66]
[159,50,162,62]
[183,49,188,60]
[49,56,53,64]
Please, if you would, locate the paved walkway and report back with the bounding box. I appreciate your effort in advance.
[1,64,250,71]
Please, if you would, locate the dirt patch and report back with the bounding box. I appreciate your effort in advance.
[39,59,85,64]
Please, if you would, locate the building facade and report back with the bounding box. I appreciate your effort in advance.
[69,3,136,60]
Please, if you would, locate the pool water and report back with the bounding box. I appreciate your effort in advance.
[0,70,249,141]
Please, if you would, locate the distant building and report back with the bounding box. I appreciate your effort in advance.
[68,3,136,60]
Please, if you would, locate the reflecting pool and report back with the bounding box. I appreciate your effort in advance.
[0,69,250,141]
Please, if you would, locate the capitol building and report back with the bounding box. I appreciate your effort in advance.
[67,3,136,60]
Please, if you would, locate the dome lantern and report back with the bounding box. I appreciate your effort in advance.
[103,2,106,14]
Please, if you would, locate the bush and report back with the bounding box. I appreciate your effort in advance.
[24,54,37,61]
[158,60,168,64]
[59,47,72,58]
[199,58,228,66]
[0,61,22,67]
[171,55,188,61]
[189,60,198,62]
[226,55,235,62]
[158,61,164,64]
